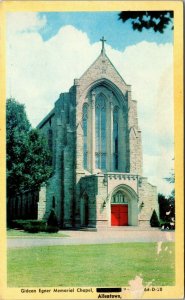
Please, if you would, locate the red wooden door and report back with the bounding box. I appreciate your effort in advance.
[119,205,128,226]
[111,205,120,226]
[111,205,128,226]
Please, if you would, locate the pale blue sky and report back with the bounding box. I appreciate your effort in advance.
[7,12,174,195]
[39,12,173,50]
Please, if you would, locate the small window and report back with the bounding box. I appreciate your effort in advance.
[112,191,128,204]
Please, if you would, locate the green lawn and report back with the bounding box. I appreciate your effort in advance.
[7,229,69,238]
[7,242,175,287]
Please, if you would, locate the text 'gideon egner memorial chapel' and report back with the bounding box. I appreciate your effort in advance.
[37,38,158,229]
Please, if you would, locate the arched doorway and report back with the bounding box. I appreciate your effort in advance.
[80,193,89,227]
[111,191,128,226]
[110,185,138,226]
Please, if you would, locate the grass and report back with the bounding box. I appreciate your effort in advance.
[7,229,69,238]
[7,242,175,287]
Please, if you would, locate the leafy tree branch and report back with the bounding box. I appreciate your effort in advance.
[118,11,174,33]
[6,98,52,198]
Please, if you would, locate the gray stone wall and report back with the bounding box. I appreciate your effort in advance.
[95,175,108,228]
[38,91,76,226]
[74,52,143,176]
[79,175,97,228]
[138,177,158,227]
[128,99,143,175]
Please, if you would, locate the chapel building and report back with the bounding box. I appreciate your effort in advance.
[37,39,158,229]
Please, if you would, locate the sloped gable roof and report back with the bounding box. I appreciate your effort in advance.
[78,50,130,94]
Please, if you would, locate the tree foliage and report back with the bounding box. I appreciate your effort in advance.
[118,11,174,33]
[150,210,160,227]
[164,165,175,202]
[165,170,175,184]
[158,166,175,227]
[6,98,52,197]
[158,193,175,223]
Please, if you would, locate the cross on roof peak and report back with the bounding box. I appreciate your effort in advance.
[100,36,106,54]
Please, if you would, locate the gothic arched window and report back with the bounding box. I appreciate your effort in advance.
[113,106,119,170]
[95,94,106,169]
[82,103,88,169]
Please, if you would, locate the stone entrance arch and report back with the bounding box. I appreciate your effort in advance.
[109,185,138,226]
[80,193,89,227]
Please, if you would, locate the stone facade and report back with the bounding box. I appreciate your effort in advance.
[37,44,158,229]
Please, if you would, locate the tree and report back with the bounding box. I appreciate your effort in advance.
[150,210,160,227]
[6,98,52,198]
[23,129,52,190]
[165,169,175,184]
[46,209,59,233]
[165,165,175,204]
[158,193,174,221]
[165,168,175,226]
[118,11,174,33]
[158,193,169,221]
[165,168,175,199]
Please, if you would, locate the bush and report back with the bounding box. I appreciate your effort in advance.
[45,225,59,233]
[29,220,46,231]
[46,209,59,233]
[160,221,175,230]
[24,224,40,233]
[11,220,30,229]
[47,209,58,226]
[150,210,160,227]
[11,219,46,232]
[11,215,60,234]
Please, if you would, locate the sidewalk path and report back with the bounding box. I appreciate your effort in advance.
[7,230,175,248]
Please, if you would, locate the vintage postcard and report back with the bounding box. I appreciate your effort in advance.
[0,1,184,299]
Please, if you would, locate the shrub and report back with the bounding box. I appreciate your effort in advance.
[11,219,46,232]
[46,209,59,233]
[11,220,30,229]
[47,209,58,227]
[45,225,59,233]
[29,220,46,231]
[11,216,60,234]
[24,224,40,233]
[160,221,175,230]
[150,210,160,227]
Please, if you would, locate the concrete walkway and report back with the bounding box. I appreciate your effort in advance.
[7,229,175,248]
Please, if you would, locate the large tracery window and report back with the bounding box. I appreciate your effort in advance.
[82,104,88,169]
[95,94,106,170]
[113,107,119,170]
[82,88,123,173]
